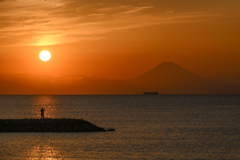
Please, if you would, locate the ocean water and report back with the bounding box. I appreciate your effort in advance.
[0,95,239,160]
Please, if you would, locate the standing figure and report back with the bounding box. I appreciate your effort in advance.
[41,107,45,119]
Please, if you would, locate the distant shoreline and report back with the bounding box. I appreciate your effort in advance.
[0,94,239,96]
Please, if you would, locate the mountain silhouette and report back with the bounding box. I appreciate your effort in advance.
[0,62,239,94]
[135,62,200,83]
[133,62,226,94]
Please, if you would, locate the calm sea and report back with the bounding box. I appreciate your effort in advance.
[0,95,239,160]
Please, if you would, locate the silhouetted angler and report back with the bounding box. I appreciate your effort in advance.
[41,107,45,119]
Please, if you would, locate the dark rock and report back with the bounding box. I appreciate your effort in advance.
[39,119,46,125]
[73,124,79,131]
[3,120,9,125]
[107,128,115,131]
[50,127,58,132]
[34,126,42,132]
[23,119,31,125]
[12,127,25,132]
[0,119,107,132]
[2,127,11,132]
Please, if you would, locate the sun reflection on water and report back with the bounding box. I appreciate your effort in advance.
[33,96,58,119]
[26,145,63,160]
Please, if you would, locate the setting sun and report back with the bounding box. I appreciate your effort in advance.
[39,50,51,61]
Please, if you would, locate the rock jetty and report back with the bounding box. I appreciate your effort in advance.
[0,118,107,132]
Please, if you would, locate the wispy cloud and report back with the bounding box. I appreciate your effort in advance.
[0,0,221,47]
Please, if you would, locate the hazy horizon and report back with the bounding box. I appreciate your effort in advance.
[1,62,239,95]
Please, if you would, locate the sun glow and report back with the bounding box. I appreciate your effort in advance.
[39,50,51,61]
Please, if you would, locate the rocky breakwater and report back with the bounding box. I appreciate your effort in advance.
[0,119,107,132]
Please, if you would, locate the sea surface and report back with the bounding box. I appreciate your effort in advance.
[0,95,239,160]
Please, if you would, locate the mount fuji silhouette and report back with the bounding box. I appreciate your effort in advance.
[0,62,239,94]
[133,62,226,94]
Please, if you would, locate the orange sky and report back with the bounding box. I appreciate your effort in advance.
[1,0,240,80]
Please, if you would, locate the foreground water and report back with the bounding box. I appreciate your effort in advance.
[0,95,239,160]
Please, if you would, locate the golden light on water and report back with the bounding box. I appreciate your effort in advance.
[33,96,57,119]
[26,145,62,159]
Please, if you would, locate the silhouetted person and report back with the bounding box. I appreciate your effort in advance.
[41,107,45,119]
